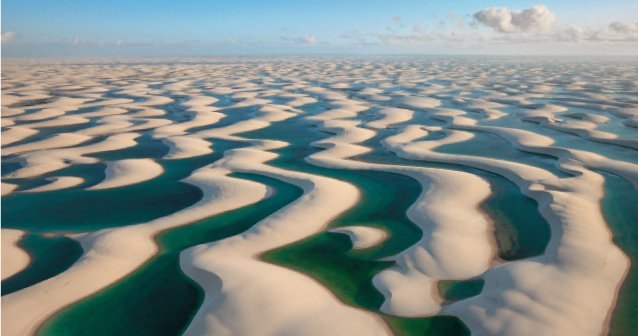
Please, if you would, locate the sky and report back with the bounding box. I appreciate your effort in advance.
[2,0,637,57]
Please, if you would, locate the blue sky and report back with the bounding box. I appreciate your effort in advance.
[2,1,637,56]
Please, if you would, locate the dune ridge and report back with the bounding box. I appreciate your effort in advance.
[1,229,30,280]
[1,166,270,336]
[1,57,635,336]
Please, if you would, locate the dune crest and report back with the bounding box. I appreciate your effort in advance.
[2,57,635,336]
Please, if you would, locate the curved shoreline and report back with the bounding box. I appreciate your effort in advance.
[1,229,30,280]
[383,123,629,335]
[2,167,270,336]
[302,107,495,317]
[2,58,635,336]
[38,172,302,336]
[180,143,391,336]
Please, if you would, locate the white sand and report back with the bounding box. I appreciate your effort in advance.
[397,96,441,110]
[181,145,390,336]
[367,107,414,129]
[329,226,387,250]
[8,133,140,179]
[1,182,19,196]
[18,115,90,129]
[23,176,84,193]
[88,159,163,190]
[2,58,635,336]
[1,167,270,336]
[384,122,630,335]
[163,136,213,159]
[1,229,30,280]
[305,109,494,317]
[1,127,38,146]
[3,133,92,156]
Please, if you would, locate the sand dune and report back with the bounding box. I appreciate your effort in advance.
[8,133,140,178]
[163,136,213,159]
[305,110,494,317]
[1,127,38,146]
[2,57,635,336]
[1,167,269,336]
[367,107,414,129]
[1,229,30,280]
[3,133,92,156]
[1,182,18,196]
[384,121,629,335]
[181,145,390,336]
[89,159,163,190]
[330,226,387,250]
[23,176,84,193]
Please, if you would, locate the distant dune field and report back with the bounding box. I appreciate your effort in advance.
[2,57,637,336]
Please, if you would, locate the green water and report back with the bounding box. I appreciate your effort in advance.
[38,173,303,336]
[438,279,485,302]
[384,315,470,336]
[88,133,169,161]
[264,233,393,309]
[435,130,570,178]
[27,162,106,189]
[601,173,638,336]
[1,139,245,232]
[3,123,93,147]
[261,165,425,310]
[188,106,259,133]
[243,113,549,333]
[1,234,83,295]
[19,109,548,335]
[242,117,470,335]
[2,178,202,232]
[360,131,551,261]
[1,157,22,176]
[483,111,638,165]
[1,139,246,299]
[480,172,550,261]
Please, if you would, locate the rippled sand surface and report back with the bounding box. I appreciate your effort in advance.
[2,57,637,336]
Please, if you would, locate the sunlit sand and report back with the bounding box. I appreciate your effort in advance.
[2,56,637,336]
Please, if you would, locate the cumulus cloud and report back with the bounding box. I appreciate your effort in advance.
[340,30,370,44]
[2,31,16,44]
[376,23,435,45]
[446,13,467,31]
[555,25,586,42]
[280,35,316,45]
[474,4,555,33]
[341,11,637,50]
[600,20,638,41]
[555,20,638,42]
[304,35,316,44]
[347,14,474,46]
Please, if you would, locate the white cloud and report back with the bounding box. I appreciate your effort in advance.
[340,30,370,44]
[341,10,638,51]
[447,13,467,31]
[376,26,435,45]
[609,21,637,34]
[474,4,555,33]
[597,20,638,41]
[2,31,16,44]
[391,16,402,25]
[71,36,83,46]
[304,35,316,44]
[555,20,638,43]
[555,25,586,42]
[280,35,316,45]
